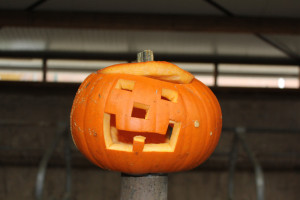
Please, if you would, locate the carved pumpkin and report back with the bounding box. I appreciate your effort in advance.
[70,61,222,174]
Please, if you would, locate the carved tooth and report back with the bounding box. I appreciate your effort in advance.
[133,136,146,153]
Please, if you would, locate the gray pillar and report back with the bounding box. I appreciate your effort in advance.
[120,174,168,200]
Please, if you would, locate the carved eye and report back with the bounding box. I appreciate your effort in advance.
[161,88,178,103]
[115,79,135,92]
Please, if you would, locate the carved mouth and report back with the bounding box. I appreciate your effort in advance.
[103,113,180,152]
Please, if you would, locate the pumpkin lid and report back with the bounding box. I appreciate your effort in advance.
[98,61,194,84]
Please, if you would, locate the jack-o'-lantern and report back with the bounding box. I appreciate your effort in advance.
[70,61,222,174]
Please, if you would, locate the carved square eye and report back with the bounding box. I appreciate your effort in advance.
[161,88,178,103]
[115,79,135,92]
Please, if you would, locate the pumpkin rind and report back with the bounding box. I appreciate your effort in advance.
[70,61,222,174]
[99,61,194,84]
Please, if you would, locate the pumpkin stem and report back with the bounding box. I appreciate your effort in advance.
[137,50,154,62]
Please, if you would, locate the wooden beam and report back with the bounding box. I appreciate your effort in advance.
[0,11,300,35]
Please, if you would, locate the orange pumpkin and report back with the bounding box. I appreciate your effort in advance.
[70,61,222,174]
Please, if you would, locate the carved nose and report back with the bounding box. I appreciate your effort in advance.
[131,102,150,120]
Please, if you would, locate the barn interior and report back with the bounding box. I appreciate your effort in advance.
[0,0,300,199]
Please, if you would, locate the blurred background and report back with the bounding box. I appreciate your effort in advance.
[0,0,300,199]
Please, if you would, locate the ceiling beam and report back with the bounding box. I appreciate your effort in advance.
[26,0,48,11]
[0,11,300,35]
[0,50,297,65]
[204,0,300,65]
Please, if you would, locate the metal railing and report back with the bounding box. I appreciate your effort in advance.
[228,127,265,200]
[35,122,72,200]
